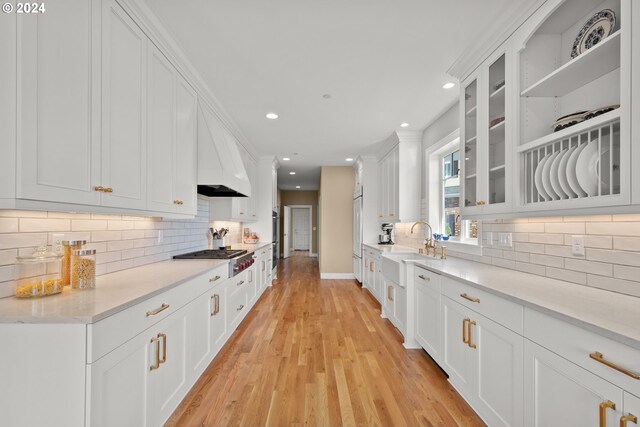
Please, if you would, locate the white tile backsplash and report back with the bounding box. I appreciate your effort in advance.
[0,197,248,298]
[394,214,640,298]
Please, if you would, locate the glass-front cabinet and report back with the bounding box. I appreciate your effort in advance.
[460,47,511,218]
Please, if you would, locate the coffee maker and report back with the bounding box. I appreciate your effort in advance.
[378,223,394,245]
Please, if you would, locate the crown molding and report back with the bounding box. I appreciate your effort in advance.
[116,0,259,161]
[446,0,546,80]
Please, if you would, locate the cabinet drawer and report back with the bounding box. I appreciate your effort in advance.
[525,308,640,397]
[441,277,523,334]
[228,286,248,328]
[88,265,227,363]
[415,266,441,292]
[228,271,249,298]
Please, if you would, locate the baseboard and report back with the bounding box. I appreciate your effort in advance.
[320,273,355,279]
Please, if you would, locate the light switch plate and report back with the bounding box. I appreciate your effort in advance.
[497,232,512,248]
[572,235,585,256]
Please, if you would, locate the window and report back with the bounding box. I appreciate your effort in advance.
[441,149,477,242]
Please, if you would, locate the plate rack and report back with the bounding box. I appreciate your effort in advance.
[520,116,620,205]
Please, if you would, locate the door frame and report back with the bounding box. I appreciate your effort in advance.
[287,204,313,254]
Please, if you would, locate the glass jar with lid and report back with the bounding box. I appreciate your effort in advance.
[71,249,96,289]
[14,247,63,298]
[61,240,86,286]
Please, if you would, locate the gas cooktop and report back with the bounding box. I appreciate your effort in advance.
[173,249,247,260]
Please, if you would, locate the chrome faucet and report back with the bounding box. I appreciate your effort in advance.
[410,221,437,256]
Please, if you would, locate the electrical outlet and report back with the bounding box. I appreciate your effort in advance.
[572,235,585,256]
[157,230,164,244]
[52,234,64,254]
[497,232,512,248]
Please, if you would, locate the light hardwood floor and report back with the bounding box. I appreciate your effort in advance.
[166,255,485,427]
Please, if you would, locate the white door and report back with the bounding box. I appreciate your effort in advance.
[292,208,310,250]
[88,327,153,427]
[441,296,475,399]
[524,340,623,427]
[174,75,198,215]
[283,206,291,258]
[474,312,524,427]
[101,0,147,209]
[17,0,100,206]
[146,44,175,213]
[150,307,190,426]
[415,281,441,363]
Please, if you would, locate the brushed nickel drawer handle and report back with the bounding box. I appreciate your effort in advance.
[146,303,169,317]
[590,352,640,380]
[237,280,244,286]
[209,275,221,282]
[460,293,480,303]
[418,274,430,281]
[237,304,244,311]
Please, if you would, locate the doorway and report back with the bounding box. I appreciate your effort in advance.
[287,205,312,255]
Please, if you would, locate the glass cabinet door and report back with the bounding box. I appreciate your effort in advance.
[463,79,478,207]
[488,54,506,205]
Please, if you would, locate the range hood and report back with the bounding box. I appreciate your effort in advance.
[197,101,251,197]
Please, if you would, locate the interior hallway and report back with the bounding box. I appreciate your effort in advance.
[166,255,484,427]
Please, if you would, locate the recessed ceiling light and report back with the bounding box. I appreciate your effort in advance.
[400,123,409,128]
[282,157,290,161]
[442,82,455,89]
[296,186,301,189]
[265,113,278,119]
[345,158,353,162]
[289,172,296,175]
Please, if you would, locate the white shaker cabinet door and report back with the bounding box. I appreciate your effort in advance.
[101,0,147,210]
[187,291,214,381]
[524,340,623,427]
[174,75,198,215]
[441,296,475,399]
[473,313,523,427]
[623,393,640,427]
[16,0,100,205]
[88,328,153,427]
[146,44,175,213]
[210,285,228,353]
[415,280,441,363]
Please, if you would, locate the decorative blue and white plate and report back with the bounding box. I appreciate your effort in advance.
[571,9,616,59]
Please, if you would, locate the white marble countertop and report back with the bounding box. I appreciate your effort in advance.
[0,258,229,324]
[396,255,640,350]
[231,242,272,252]
[363,243,418,253]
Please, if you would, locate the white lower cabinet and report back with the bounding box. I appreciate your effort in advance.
[524,339,624,427]
[624,393,640,427]
[414,271,441,363]
[381,276,406,336]
[441,295,524,427]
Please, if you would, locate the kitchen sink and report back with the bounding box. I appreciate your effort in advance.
[381,252,423,285]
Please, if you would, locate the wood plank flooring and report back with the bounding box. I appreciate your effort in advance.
[166,253,485,427]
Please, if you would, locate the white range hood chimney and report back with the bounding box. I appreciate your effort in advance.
[197,101,251,197]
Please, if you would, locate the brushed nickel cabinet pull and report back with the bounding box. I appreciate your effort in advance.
[237,280,244,286]
[600,400,616,427]
[460,293,480,303]
[590,352,640,380]
[237,304,244,311]
[209,275,221,282]
[418,274,430,281]
[146,303,169,317]
[150,336,160,370]
[158,333,167,364]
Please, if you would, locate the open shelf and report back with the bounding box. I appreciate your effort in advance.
[521,31,621,98]
[490,85,505,99]
[489,120,505,132]
[490,164,505,173]
[465,135,477,144]
[465,105,477,116]
[517,108,620,153]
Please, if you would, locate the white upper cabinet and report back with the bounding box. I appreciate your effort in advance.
[377,132,421,223]
[100,0,148,210]
[147,44,198,215]
[454,0,636,218]
[461,47,512,217]
[16,0,100,206]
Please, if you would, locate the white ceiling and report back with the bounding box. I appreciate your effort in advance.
[144,0,523,190]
